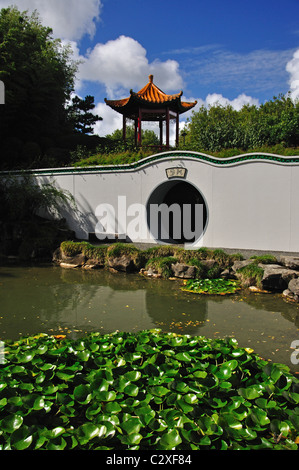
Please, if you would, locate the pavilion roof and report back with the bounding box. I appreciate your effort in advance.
[105,75,197,121]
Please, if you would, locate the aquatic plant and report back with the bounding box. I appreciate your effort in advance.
[0,330,298,450]
[182,278,241,295]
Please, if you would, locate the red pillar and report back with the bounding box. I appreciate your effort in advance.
[134,119,138,146]
[138,108,142,145]
[176,112,179,147]
[166,107,170,149]
[123,114,126,142]
[159,119,163,148]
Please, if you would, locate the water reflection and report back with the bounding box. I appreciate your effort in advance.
[0,265,299,371]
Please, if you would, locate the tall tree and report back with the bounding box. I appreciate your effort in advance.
[67,95,102,134]
[0,6,78,169]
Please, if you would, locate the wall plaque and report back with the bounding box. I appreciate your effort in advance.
[166,167,187,179]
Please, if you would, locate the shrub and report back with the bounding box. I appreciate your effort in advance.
[236,263,264,288]
[145,256,178,278]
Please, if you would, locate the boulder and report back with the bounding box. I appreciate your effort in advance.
[231,259,255,272]
[261,264,298,291]
[140,267,162,278]
[288,277,299,296]
[107,255,137,273]
[59,253,86,269]
[282,288,299,303]
[280,256,299,270]
[171,263,197,279]
[82,259,104,270]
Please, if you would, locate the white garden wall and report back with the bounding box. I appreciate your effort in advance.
[26,151,299,253]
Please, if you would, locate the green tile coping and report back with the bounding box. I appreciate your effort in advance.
[2,151,299,176]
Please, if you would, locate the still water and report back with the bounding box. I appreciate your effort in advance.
[0,264,299,372]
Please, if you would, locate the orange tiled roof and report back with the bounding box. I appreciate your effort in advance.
[105,75,197,118]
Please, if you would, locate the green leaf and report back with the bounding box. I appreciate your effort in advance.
[123,383,139,397]
[10,426,33,450]
[74,384,92,404]
[174,352,192,362]
[120,433,143,446]
[123,370,141,382]
[160,429,182,449]
[1,414,23,433]
[96,390,117,402]
[150,386,170,397]
[120,417,142,435]
[238,385,263,400]
[77,423,106,442]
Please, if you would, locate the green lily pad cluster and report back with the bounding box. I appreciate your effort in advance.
[182,278,241,295]
[0,330,299,450]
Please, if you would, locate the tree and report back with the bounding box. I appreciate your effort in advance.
[182,94,299,153]
[0,6,78,169]
[106,125,160,148]
[67,95,102,134]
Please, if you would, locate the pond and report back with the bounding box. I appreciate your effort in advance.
[0,264,299,373]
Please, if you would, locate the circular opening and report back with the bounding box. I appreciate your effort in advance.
[146,180,208,244]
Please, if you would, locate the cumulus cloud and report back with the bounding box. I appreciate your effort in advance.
[0,0,102,40]
[76,35,183,98]
[286,49,299,102]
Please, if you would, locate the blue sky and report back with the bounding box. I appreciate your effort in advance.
[1,0,299,138]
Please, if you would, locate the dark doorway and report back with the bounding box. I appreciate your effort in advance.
[146,180,208,244]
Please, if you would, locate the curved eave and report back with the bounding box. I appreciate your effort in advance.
[105,95,197,117]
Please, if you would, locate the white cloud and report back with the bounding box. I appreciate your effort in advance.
[286,48,299,101]
[0,0,102,40]
[205,93,260,110]
[93,103,122,138]
[77,35,183,99]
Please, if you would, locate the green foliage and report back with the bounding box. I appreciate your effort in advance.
[66,95,102,135]
[145,257,178,279]
[0,330,298,450]
[250,254,277,264]
[0,174,74,223]
[182,95,299,153]
[182,278,241,295]
[0,6,78,169]
[60,241,107,263]
[106,125,160,147]
[236,263,265,288]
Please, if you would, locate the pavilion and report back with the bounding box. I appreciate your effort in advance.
[104,75,197,148]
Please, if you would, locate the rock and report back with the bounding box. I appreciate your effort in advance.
[200,260,217,270]
[52,247,62,264]
[107,255,137,273]
[280,256,299,270]
[171,263,197,279]
[261,264,298,291]
[231,259,255,272]
[60,253,86,269]
[82,259,104,270]
[288,278,299,295]
[283,288,299,302]
[140,267,162,278]
[220,268,231,279]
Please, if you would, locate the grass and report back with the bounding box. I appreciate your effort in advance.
[59,241,275,290]
[145,257,178,279]
[71,145,299,168]
[236,263,265,288]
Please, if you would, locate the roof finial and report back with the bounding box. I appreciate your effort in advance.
[149,74,153,83]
